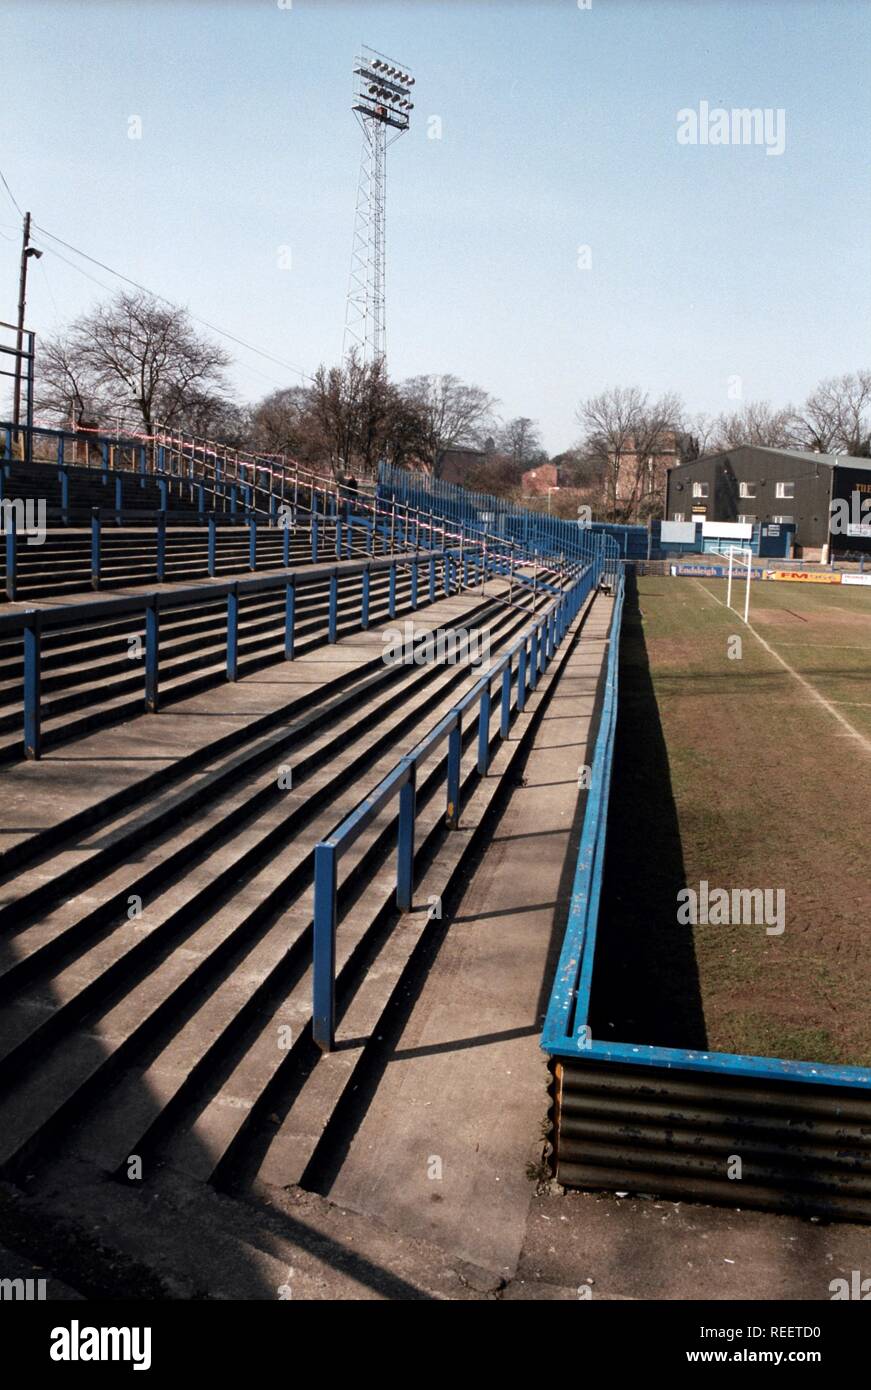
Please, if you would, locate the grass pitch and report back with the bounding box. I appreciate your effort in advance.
[589,574,871,1068]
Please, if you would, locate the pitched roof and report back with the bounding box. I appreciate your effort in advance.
[669,445,871,473]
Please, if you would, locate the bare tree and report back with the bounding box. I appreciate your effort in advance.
[309,351,401,477]
[790,371,871,456]
[38,291,231,436]
[576,386,683,520]
[709,400,795,451]
[495,416,545,470]
[250,385,319,459]
[400,374,497,475]
[37,336,106,427]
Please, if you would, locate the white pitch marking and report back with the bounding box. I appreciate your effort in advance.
[694,580,871,759]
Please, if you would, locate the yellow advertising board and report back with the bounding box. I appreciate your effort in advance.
[765,570,842,584]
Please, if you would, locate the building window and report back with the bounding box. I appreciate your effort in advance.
[770,514,794,524]
[739,481,756,498]
[672,512,684,522]
[737,514,757,523]
[776,481,795,499]
[692,481,709,498]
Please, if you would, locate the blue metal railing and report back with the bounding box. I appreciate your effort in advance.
[1,421,593,597]
[541,571,625,1051]
[540,571,871,1090]
[311,560,599,1051]
[0,547,451,760]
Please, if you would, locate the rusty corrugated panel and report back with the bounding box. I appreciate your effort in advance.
[551,1058,871,1223]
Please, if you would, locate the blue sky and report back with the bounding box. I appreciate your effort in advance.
[1,0,869,450]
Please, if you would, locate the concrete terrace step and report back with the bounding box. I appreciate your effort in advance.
[0,577,502,874]
[0,591,539,1179]
[1,526,374,600]
[0,559,438,761]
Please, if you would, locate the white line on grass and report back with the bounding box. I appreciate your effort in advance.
[694,580,871,758]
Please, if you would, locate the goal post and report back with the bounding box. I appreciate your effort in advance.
[726,545,753,624]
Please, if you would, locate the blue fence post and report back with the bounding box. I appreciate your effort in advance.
[230,483,238,517]
[156,513,166,583]
[446,720,462,829]
[361,566,370,629]
[139,444,147,481]
[158,478,168,513]
[388,561,397,618]
[477,684,491,775]
[4,509,16,601]
[312,516,319,563]
[411,558,418,609]
[60,467,70,525]
[282,520,290,567]
[101,441,110,484]
[227,585,239,681]
[396,762,417,912]
[500,661,512,738]
[518,643,527,712]
[529,631,538,691]
[336,519,343,559]
[198,482,205,520]
[312,841,338,1052]
[90,509,101,590]
[328,572,338,642]
[208,517,217,577]
[145,597,160,712]
[429,555,436,604]
[23,609,41,760]
[115,474,123,523]
[157,444,166,475]
[284,578,295,659]
[248,515,257,570]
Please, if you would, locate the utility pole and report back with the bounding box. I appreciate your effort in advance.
[13,211,41,428]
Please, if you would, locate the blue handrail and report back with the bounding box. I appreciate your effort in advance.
[541,571,625,1051]
[311,560,599,1051]
[2,547,450,761]
[539,571,871,1090]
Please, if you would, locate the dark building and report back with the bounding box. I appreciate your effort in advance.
[665,446,871,558]
[436,446,486,486]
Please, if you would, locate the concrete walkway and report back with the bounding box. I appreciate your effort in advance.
[321,594,614,1276]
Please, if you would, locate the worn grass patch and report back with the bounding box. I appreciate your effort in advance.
[589,574,871,1068]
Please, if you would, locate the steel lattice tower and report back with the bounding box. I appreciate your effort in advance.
[343,47,414,366]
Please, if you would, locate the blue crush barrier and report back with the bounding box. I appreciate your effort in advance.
[1,548,453,761]
[311,561,599,1051]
